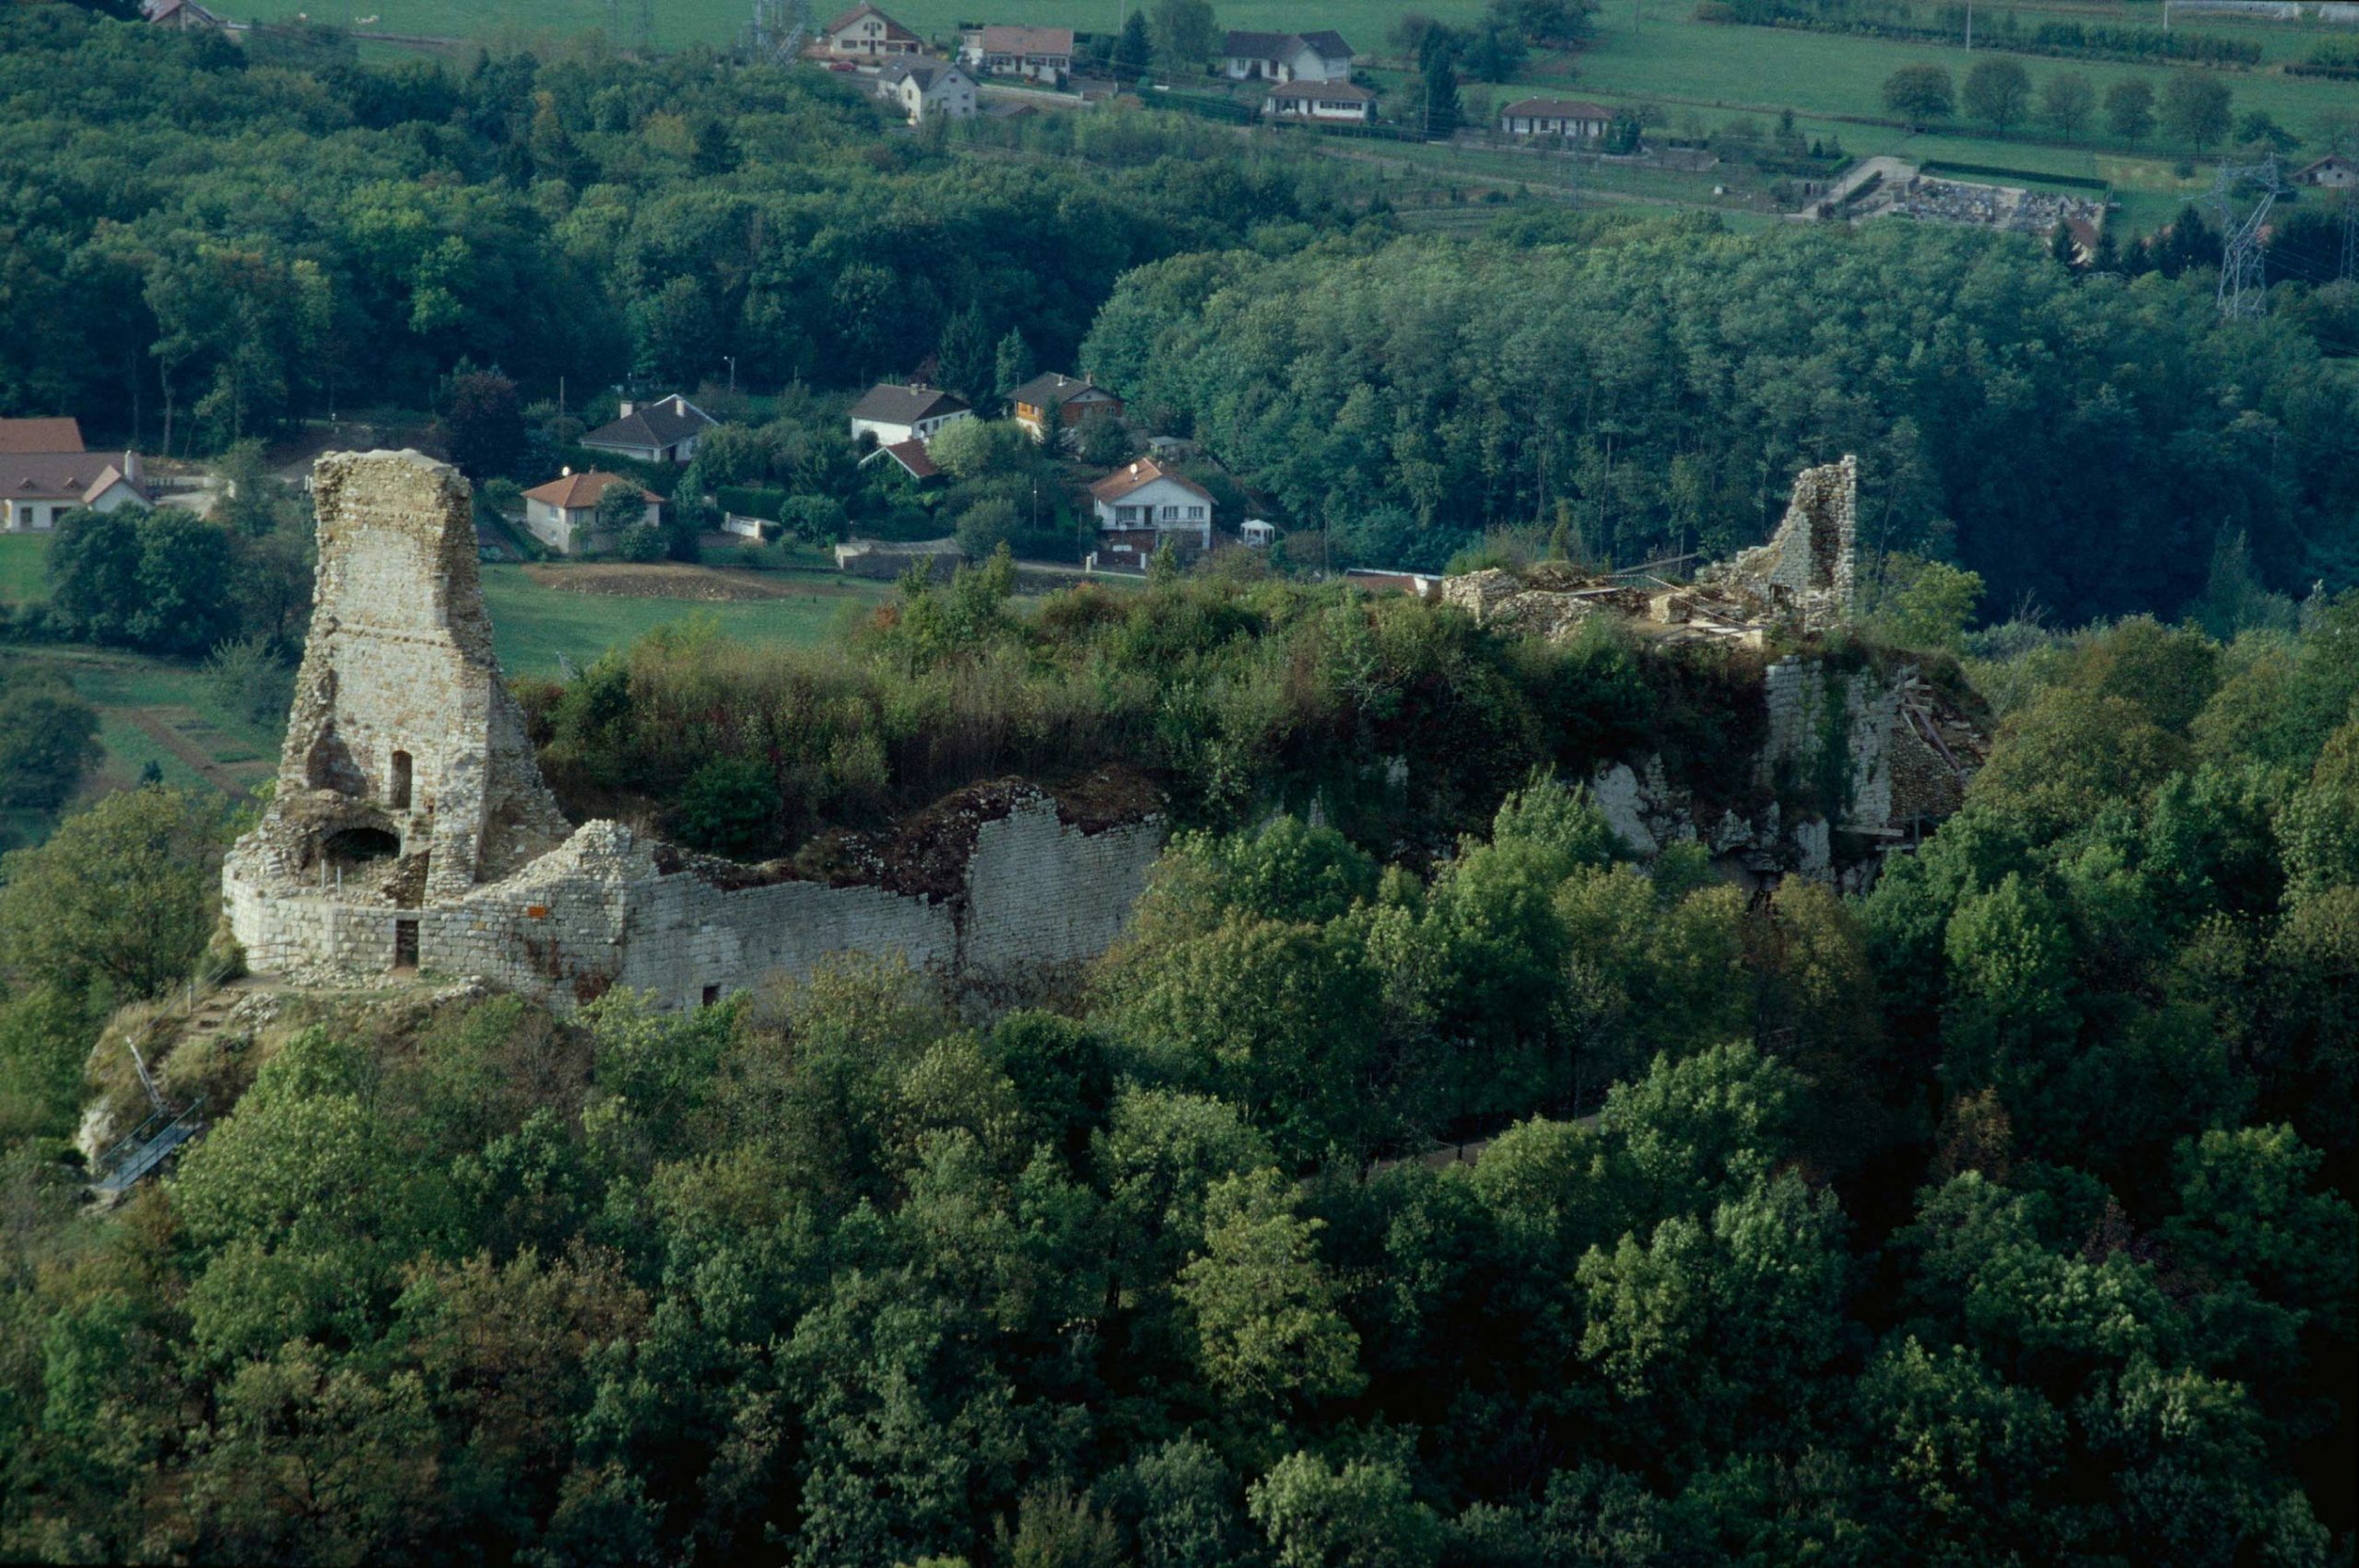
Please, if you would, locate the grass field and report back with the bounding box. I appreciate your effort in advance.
[481,563,889,677]
[0,535,51,606]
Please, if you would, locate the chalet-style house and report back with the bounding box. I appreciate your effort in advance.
[850,382,973,448]
[143,0,228,28]
[861,439,942,484]
[3,451,149,532]
[1500,98,1614,138]
[1264,81,1375,123]
[521,469,662,556]
[581,394,716,464]
[820,2,921,59]
[2294,154,2356,190]
[0,417,85,454]
[958,25,1074,83]
[875,58,979,123]
[1090,458,1215,558]
[1009,373,1122,443]
[1220,29,1353,83]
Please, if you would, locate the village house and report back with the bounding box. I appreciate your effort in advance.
[819,1,922,59]
[1500,98,1615,138]
[2294,154,2357,190]
[850,382,973,448]
[1220,29,1354,82]
[860,439,942,484]
[1089,457,1215,559]
[142,0,228,28]
[520,469,662,556]
[958,24,1074,83]
[0,417,85,454]
[581,393,715,464]
[1264,80,1375,124]
[1009,373,1122,443]
[2,451,148,532]
[874,58,980,122]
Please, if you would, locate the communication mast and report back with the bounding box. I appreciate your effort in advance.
[742,0,813,62]
[2206,158,2280,320]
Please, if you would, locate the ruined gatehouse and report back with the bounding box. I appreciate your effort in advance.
[224,451,1168,1010]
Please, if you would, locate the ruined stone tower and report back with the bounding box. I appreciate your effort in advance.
[225,451,571,969]
[1700,454,1858,630]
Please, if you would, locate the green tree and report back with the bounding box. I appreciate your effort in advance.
[1883,64,1954,128]
[2106,78,2156,142]
[993,329,1036,410]
[595,478,651,541]
[1962,58,2032,134]
[0,673,100,812]
[2040,72,2095,139]
[2160,72,2232,153]
[1178,1167,1364,1415]
[440,365,524,479]
[1116,8,1155,78]
[1247,1450,1444,1568]
[670,756,780,858]
[1416,30,1463,138]
[935,303,995,406]
[0,786,231,1007]
[1149,0,1217,71]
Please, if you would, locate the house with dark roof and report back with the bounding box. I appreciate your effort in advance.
[3,451,148,532]
[1089,458,1215,558]
[958,24,1074,83]
[874,57,979,123]
[520,469,662,556]
[860,439,942,484]
[581,394,716,465]
[1220,29,1353,83]
[850,382,973,448]
[1264,80,1375,123]
[1500,98,1615,139]
[819,2,921,59]
[2294,154,2357,190]
[143,0,228,28]
[1009,373,1122,444]
[0,417,86,455]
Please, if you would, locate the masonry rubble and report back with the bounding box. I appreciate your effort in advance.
[1425,453,1986,889]
[224,451,1166,1012]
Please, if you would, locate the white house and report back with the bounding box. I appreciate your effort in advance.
[850,382,973,447]
[1220,29,1353,83]
[581,394,716,464]
[874,58,979,123]
[2294,154,2357,190]
[520,469,662,556]
[1089,458,1215,558]
[1500,98,1615,138]
[958,24,1074,83]
[1,451,147,532]
[1264,81,1375,123]
[819,2,921,59]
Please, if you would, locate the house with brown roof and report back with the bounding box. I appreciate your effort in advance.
[850,382,973,448]
[874,57,979,123]
[581,393,716,465]
[1009,373,1122,444]
[1089,458,1215,559]
[861,439,942,484]
[521,469,662,556]
[958,24,1074,83]
[1221,29,1353,82]
[1264,80,1375,123]
[1500,98,1615,138]
[820,2,922,59]
[3,451,148,532]
[0,417,85,455]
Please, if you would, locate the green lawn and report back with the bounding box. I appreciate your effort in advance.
[480,564,890,677]
[0,534,51,606]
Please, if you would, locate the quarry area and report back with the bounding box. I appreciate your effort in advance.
[220,450,1989,1012]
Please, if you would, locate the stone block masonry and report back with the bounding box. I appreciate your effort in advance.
[226,451,1166,1011]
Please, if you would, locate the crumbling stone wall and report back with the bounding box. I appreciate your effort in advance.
[227,451,1166,1011]
[1699,454,1859,632]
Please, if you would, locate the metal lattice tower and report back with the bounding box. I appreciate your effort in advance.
[2206,158,2280,320]
[742,0,812,62]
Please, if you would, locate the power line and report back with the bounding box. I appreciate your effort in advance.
[2206,157,2279,320]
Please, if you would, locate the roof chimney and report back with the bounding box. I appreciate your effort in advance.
[618,400,634,418]
[561,465,572,476]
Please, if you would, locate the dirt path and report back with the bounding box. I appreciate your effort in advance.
[129,708,256,801]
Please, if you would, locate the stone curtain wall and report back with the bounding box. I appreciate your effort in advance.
[1760,654,1904,830]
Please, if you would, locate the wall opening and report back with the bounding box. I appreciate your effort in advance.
[320,826,401,868]
[701,985,722,1007]
[388,750,413,810]
[393,918,419,970]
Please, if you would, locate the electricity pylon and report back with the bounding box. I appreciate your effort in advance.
[2206,158,2279,320]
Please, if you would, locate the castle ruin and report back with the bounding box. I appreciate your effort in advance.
[224,451,1167,1010]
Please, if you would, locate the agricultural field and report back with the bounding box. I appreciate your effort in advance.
[0,535,49,606]
[480,561,892,677]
